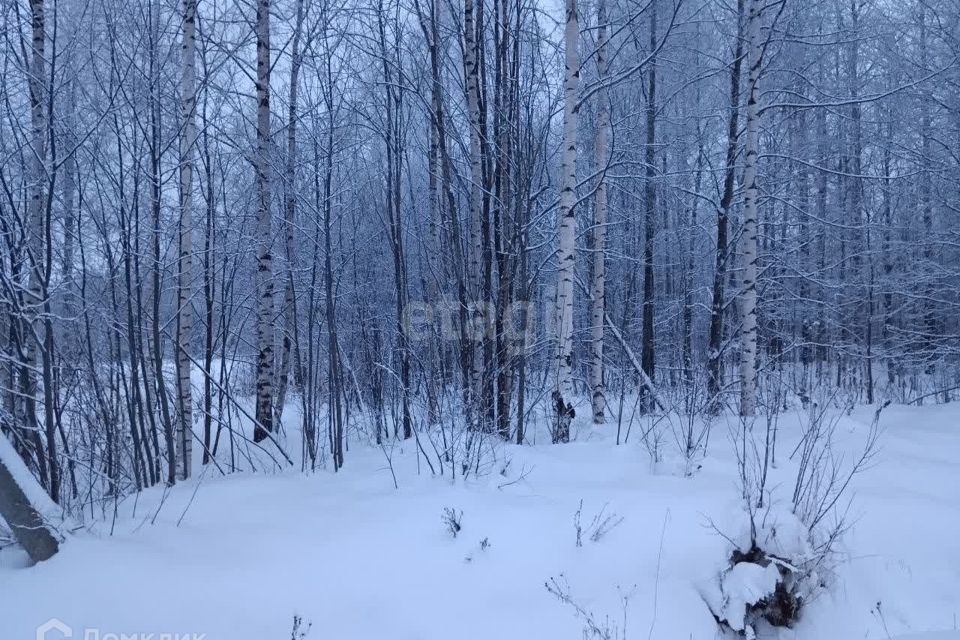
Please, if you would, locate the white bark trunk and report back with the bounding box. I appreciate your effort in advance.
[738,0,762,417]
[463,0,484,419]
[253,0,275,441]
[589,0,609,425]
[176,0,197,479]
[552,0,579,442]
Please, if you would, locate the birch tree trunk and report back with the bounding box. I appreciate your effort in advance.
[738,0,762,417]
[589,0,609,424]
[253,0,275,442]
[175,0,197,479]
[463,0,484,424]
[552,0,579,443]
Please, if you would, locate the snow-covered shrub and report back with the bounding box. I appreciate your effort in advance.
[702,506,813,638]
[704,389,885,637]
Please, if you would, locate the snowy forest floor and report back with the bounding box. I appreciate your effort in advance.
[2,403,959,640]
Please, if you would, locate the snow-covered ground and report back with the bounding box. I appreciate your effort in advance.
[2,403,959,639]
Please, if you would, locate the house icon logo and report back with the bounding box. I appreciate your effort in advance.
[36,618,72,640]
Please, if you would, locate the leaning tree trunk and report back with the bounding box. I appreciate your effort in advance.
[589,0,609,424]
[738,0,762,417]
[253,0,275,442]
[0,434,59,563]
[175,0,197,478]
[552,0,579,443]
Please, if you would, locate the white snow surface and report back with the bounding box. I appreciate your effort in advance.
[1,403,959,639]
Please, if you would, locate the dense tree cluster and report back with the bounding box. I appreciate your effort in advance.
[0,0,957,544]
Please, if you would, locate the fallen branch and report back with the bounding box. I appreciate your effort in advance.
[575,277,666,412]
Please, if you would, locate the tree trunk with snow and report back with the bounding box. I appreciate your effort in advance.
[738,0,762,417]
[463,0,484,426]
[552,0,579,443]
[175,0,197,479]
[589,0,609,425]
[253,0,275,442]
[0,435,58,563]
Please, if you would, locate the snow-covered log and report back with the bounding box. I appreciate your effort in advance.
[0,434,59,563]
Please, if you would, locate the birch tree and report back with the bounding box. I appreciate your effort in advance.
[552,0,580,443]
[589,0,610,424]
[463,0,484,425]
[0,0,955,517]
[176,0,198,479]
[253,0,275,442]
[738,0,764,416]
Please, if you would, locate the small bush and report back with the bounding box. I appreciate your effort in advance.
[441,507,463,538]
[290,615,311,640]
[574,500,624,547]
[705,392,886,638]
[464,536,491,563]
[546,575,633,640]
